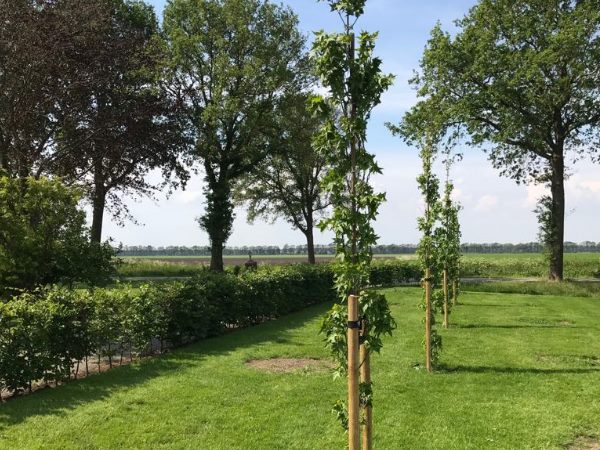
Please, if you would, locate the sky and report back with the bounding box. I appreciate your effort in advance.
[100,0,600,247]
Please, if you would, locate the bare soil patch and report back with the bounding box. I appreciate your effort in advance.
[246,357,335,374]
[567,436,600,450]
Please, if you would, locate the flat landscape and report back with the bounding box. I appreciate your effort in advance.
[1,284,599,449]
[117,253,600,279]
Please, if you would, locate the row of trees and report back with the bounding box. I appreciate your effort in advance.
[1,0,331,273]
[400,0,600,281]
[117,241,600,257]
[4,0,597,279]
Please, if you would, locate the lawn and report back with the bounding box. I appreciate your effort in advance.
[1,286,599,449]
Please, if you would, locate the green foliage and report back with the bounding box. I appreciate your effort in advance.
[398,0,600,280]
[0,264,338,396]
[0,176,114,293]
[415,142,443,365]
[311,0,395,430]
[534,194,557,275]
[234,93,329,264]
[164,0,309,271]
[438,156,462,299]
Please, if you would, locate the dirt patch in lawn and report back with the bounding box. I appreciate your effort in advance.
[566,436,600,449]
[246,358,335,374]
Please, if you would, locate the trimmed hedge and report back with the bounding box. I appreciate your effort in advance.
[0,261,415,396]
[0,265,336,395]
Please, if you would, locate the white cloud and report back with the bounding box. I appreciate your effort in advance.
[523,184,548,208]
[174,190,204,205]
[474,195,499,212]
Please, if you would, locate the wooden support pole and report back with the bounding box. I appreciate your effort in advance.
[348,294,360,450]
[452,279,458,306]
[360,330,372,450]
[425,268,432,373]
[443,268,449,329]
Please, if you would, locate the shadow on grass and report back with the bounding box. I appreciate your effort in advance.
[0,301,332,429]
[439,364,600,375]
[452,323,575,329]
[458,302,542,308]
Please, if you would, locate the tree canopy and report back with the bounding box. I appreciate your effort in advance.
[398,0,600,280]
[164,0,310,271]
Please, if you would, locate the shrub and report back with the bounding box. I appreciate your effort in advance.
[0,262,417,396]
[0,176,115,293]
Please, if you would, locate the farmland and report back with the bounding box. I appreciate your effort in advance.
[117,253,600,279]
[1,285,599,449]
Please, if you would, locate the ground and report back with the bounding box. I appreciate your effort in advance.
[0,286,599,449]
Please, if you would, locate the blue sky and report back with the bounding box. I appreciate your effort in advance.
[101,0,600,247]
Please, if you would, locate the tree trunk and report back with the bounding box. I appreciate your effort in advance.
[425,267,432,373]
[201,171,234,273]
[443,268,449,328]
[90,159,106,244]
[549,153,565,281]
[210,241,224,272]
[305,215,316,264]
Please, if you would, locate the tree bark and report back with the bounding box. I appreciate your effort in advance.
[549,152,565,281]
[210,239,224,272]
[305,214,316,264]
[90,157,106,243]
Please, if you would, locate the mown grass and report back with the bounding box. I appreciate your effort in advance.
[463,280,600,297]
[1,287,599,449]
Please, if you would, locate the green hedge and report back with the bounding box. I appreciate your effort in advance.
[0,265,336,395]
[0,262,417,396]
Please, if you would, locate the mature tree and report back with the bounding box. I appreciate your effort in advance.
[399,0,600,280]
[235,94,329,264]
[164,0,309,271]
[0,0,109,178]
[56,0,188,243]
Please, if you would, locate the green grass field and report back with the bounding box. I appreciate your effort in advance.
[1,285,599,449]
[116,252,600,279]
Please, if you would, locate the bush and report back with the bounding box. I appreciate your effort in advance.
[0,176,115,293]
[0,262,418,396]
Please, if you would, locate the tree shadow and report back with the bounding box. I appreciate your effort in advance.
[438,364,600,375]
[458,302,542,308]
[0,301,332,429]
[452,323,575,329]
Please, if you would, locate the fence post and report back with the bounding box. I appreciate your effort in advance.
[453,279,458,306]
[348,294,360,450]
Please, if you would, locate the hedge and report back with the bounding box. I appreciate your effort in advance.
[0,261,417,397]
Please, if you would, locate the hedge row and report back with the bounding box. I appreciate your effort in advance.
[0,265,337,395]
[0,261,418,396]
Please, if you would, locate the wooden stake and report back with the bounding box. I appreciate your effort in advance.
[348,295,360,450]
[452,279,458,306]
[443,268,449,329]
[425,268,432,373]
[360,343,372,450]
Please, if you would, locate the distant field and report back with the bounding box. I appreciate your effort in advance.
[116,253,600,279]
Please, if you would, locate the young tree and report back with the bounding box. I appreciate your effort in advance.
[235,94,329,264]
[56,0,188,243]
[415,139,443,372]
[312,1,395,447]
[401,0,600,280]
[436,155,462,324]
[164,0,309,271]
